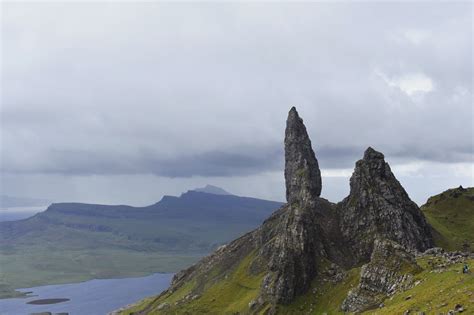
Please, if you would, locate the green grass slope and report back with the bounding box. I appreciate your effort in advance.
[279,257,474,315]
[367,257,473,314]
[421,186,474,252]
[118,187,474,314]
[122,251,266,315]
[120,255,474,315]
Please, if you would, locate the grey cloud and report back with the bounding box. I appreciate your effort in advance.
[318,145,473,170]
[1,146,284,177]
[154,149,283,178]
[3,142,470,178]
[1,2,472,204]
[388,145,474,165]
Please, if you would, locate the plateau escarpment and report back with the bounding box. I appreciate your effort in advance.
[120,108,471,315]
[0,189,282,299]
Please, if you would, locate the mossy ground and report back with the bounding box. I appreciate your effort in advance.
[126,255,474,315]
[421,187,474,251]
[363,258,474,314]
[121,187,474,314]
[277,257,473,315]
[122,251,265,314]
[277,267,361,314]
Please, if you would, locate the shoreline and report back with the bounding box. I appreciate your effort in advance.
[0,272,173,300]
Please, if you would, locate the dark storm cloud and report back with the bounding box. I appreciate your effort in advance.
[388,145,474,165]
[3,141,470,178]
[1,2,472,181]
[154,149,283,178]
[2,146,283,177]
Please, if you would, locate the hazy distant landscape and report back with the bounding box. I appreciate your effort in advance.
[0,186,282,299]
[0,195,51,222]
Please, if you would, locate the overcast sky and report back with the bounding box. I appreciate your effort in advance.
[1,2,472,206]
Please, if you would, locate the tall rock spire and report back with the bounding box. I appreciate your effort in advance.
[255,108,331,305]
[284,107,322,205]
[131,109,438,315]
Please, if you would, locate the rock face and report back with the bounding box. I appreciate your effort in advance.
[341,239,421,312]
[257,107,332,304]
[338,147,434,264]
[284,107,322,206]
[132,107,436,315]
[259,199,335,304]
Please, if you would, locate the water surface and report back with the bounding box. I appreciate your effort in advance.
[0,273,173,315]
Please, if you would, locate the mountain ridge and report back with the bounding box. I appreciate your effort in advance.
[192,185,232,195]
[0,190,283,299]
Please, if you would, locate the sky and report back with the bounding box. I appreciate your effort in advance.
[1,2,473,206]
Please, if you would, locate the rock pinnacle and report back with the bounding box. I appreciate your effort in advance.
[284,107,322,205]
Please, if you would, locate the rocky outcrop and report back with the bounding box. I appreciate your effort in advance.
[127,107,437,315]
[341,239,421,312]
[257,107,333,304]
[147,108,341,312]
[420,247,473,269]
[284,107,322,206]
[337,147,434,264]
[259,199,335,304]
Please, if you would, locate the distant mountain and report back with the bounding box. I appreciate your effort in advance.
[0,195,50,208]
[0,189,282,298]
[192,185,232,195]
[1,190,282,250]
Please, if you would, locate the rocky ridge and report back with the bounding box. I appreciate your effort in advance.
[341,238,422,312]
[337,147,433,264]
[123,107,438,314]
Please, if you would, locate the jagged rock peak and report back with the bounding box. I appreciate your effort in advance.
[363,146,384,160]
[284,107,322,205]
[350,147,391,192]
[338,147,434,263]
[353,147,398,191]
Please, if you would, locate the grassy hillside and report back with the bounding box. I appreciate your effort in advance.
[0,191,282,298]
[125,251,266,315]
[121,250,266,315]
[119,254,474,315]
[367,256,473,314]
[421,186,474,252]
[276,257,474,315]
[118,187,474,314]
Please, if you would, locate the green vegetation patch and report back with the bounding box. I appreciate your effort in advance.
[277,267,361,314]
[363,258,474,314]
[278,257,473,315]
[122,251,265,314]
[421,187,474,251]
